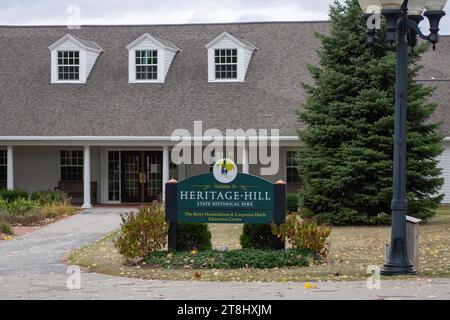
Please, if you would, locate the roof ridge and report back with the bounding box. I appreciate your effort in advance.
[0,20,331,28]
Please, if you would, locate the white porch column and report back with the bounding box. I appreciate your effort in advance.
[242,145,249,174]
[162,147,170,202]
[82,146,92,209]
[7,146,14,190]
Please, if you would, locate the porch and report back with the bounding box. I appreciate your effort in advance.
[0,142,301,207]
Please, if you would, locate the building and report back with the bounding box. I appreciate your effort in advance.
[0,22,449,207]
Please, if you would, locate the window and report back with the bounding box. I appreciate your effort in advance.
[286,151,300,184]
[60,150,83,181]
[57,51,80,80]
[0,150,6,183]
[215,49,237,79]
[169,160,179,181]
[136,50,158,80]
[108,151,120,201]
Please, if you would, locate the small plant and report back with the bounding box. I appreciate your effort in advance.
[176,223,212,252]
[240,224,281,250]
[41,201,78,219]
[286,193,299,213]
[114,203,168,262]
[31,190,70,205]
[0,189,28,202]
[0,219,13,235]
[273,214,332,257]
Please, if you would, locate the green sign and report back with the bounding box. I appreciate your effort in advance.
[165,159,286,250]
[176,173,275,224]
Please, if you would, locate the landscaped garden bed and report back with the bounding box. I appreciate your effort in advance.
[67,207,450,282]
[0,189,79,240]
[146,249,315,269]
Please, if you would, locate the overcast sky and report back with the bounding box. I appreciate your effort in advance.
[0,0,449,34]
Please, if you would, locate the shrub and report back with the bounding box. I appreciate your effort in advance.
[287,193,299,213]
[0,198,44,226]
[0,209,45,226]
[0,219,13,235]
[31,190,69,205]
[240,224,281,250]
[6,198,40,215]
[0,198,7,211]
[273,214,332,257]
[0,189,28,202]
[114,203,168,261]
[146,249,313,269]
[176,223,212,252]
[41,201,77,219]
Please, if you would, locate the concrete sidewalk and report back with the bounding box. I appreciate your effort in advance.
[1,273,449,300]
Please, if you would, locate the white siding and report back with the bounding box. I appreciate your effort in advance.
[243,49,253,76]
[438,143,450,204]
[86,51,100,79]
[164,50,177,78]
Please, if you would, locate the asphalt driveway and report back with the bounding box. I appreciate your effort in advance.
[0,207,125,276]
[1,207,450,300]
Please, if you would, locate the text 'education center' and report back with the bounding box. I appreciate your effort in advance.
[0,22,450,207]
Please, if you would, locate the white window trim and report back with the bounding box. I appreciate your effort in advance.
[128,48,166,84]
[51,49,87,84]
[129,48,165,83]
[55,50,81,82]
[207,46,244,83]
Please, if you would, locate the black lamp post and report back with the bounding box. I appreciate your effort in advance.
[358,0,447,275]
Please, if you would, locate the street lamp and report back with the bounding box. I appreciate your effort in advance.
[358,0,447,275]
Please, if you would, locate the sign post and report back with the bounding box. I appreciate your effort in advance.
[165,159,286,251]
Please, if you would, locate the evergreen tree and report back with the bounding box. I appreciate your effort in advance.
[297,0,444,225]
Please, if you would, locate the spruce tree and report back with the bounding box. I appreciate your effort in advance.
[297,0,444,225]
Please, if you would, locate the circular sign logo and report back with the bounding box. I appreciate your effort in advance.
[213,158,238,184]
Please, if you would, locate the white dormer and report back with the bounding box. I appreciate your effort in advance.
[205,32,258,83]
[126,33,180,84]
[49,34,103,84]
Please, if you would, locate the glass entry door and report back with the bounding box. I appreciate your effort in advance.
[121,151,162,203]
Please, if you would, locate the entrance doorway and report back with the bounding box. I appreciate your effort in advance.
[120,151,162,203]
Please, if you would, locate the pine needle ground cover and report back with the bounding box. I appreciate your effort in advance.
[67,208,450,282]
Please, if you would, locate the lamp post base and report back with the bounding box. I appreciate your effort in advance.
[381,237,417,275]
[381,264,417,276]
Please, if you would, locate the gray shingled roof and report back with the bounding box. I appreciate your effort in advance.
[0,22,449,137]
[70,34,104,52]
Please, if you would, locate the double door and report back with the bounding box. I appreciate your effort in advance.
[121,151,162,203]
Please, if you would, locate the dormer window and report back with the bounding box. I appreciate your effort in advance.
[57,51,80,81]
[49,34,103,84]
[135,50,158,80]
[127,33,180,84]
[206,32,257,83]
[215,49,237,79]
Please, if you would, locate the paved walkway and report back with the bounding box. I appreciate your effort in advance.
[1,208,449,300]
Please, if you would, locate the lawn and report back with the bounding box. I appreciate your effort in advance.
[67,207,450,282]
